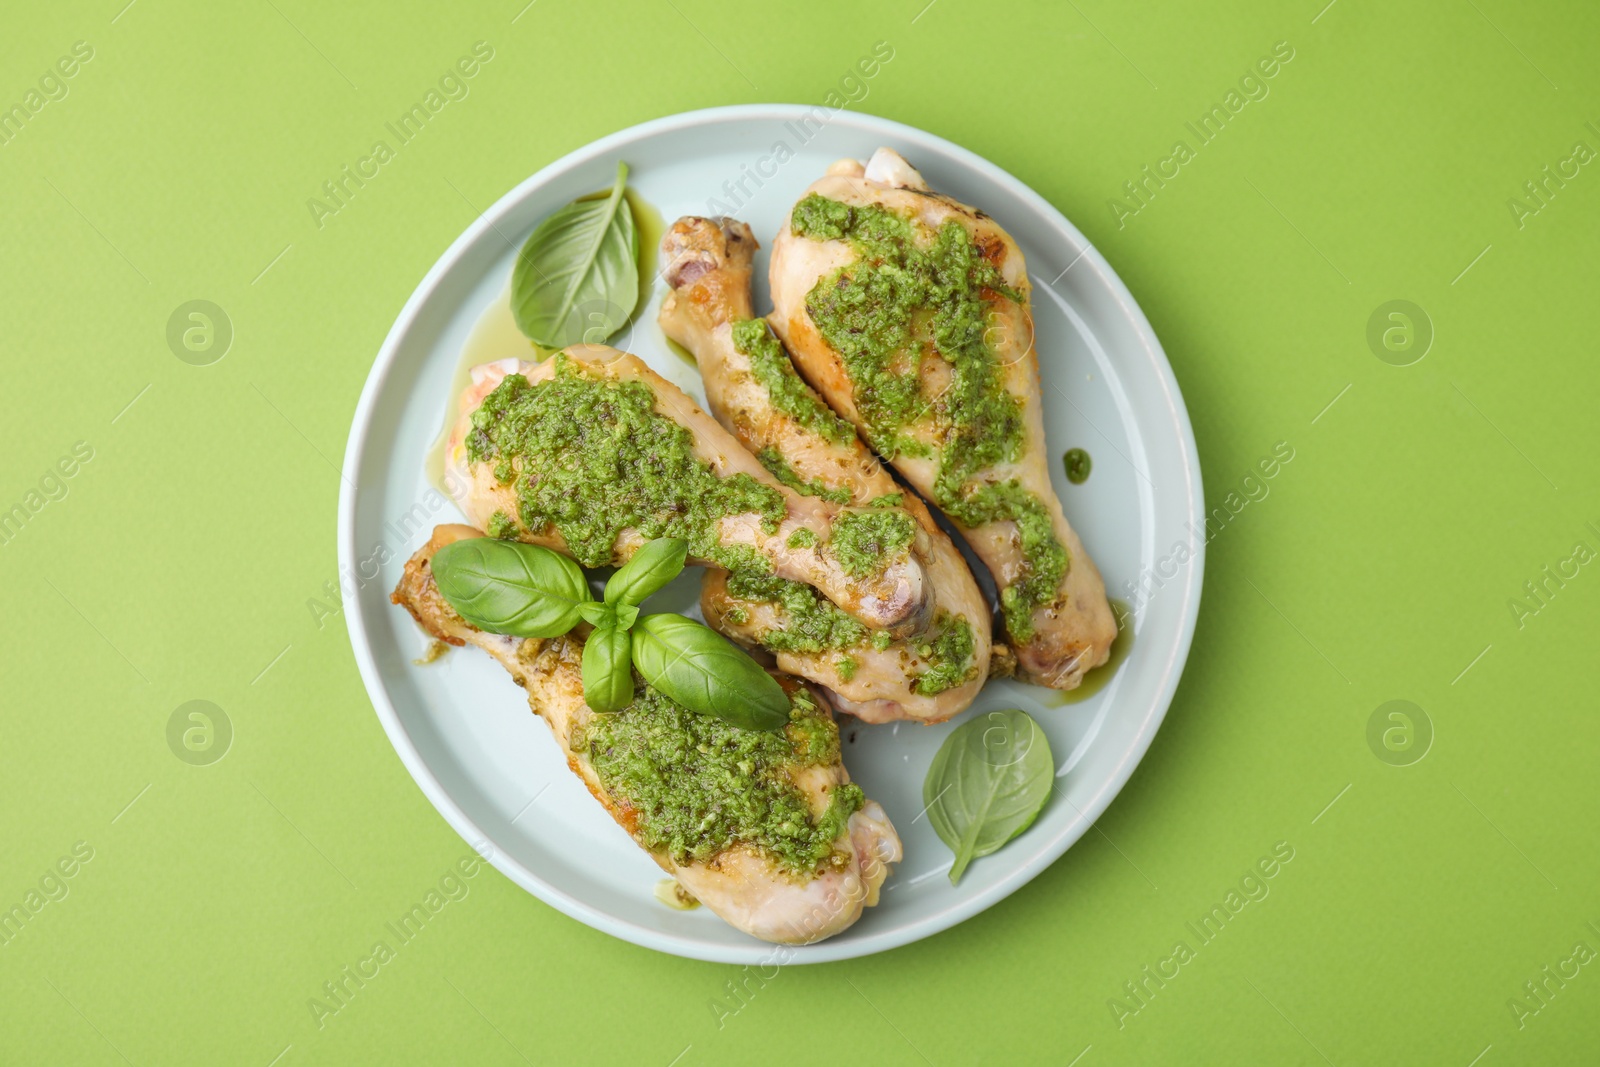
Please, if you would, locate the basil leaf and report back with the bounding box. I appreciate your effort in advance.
[511,160,639,348]
[581,624,634,713]
[605,537,688,607]
[630,614,789,732]
[430,538,592,638]
[923,709,1054,884]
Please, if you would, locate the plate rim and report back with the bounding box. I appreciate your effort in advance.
[338,103,1205,964]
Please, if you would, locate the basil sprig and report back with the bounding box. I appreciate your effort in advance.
[430,535,788,731]
[923,709,1054,884]
[511,160,640,348]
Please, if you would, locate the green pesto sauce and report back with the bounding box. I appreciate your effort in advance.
[786,528,817,549]
[1064,447,1092,484]
[791,194,1069,639]
[829,508,916,579]
[911,613,977,695]
[466,357,785,570]
[730,318,856,446]
[725,572,867,653]
[584,685,862,874]
[724,575,974,696]
[789,194,1023,465]
[486,510,517,539]
[755,447,853,505]
[947,481,1066,640]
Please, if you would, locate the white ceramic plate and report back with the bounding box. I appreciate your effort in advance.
[339,105,1203,964]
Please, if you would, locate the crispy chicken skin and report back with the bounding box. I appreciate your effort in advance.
[768,148,1117,688]
[658,216,990,724]
[442,345,934,637]
[391,524,901,945]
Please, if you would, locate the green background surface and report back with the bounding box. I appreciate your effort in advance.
[3,0,1597,1063]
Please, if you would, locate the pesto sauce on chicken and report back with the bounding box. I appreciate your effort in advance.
[725,572,868,653]
[753,446,853,504]
[583,684,863,874]
[722,574,974,696]
[789,194,1068,639]
[828,508,917,579]
[730,317,856,446]
[465,357,784,571]
[911,613,977,696]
